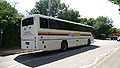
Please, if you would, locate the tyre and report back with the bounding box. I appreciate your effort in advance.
[87,39,91,45]
[61,41,68,51]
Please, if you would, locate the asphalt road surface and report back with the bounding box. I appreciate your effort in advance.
[0,39,120,68]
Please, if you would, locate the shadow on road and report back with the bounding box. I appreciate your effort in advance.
[14,45,100,67]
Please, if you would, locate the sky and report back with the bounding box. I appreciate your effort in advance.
[6,0,120,28]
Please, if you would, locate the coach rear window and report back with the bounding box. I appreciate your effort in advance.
[22,17,34,27]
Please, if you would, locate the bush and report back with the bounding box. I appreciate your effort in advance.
[100,34,106,39]
[0,24,21,50]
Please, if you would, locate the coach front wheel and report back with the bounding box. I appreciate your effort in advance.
[87,39,91,45]
[61,41,68,51]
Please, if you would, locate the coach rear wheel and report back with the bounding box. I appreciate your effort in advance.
[61,41,68,51]
[87,39,91,45]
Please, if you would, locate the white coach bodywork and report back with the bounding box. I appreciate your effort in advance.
[21,14,94,51]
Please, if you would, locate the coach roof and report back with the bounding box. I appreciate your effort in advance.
[23,14,92,28]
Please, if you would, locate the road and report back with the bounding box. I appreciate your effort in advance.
[0,39,120,68]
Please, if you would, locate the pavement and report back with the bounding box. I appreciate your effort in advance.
[0,49,36,56]
[92,47,120,68]
[0,40,120,68]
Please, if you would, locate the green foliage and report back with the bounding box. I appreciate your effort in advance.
[80,16,113,39]
[93,16,113,38]
[109,28,118,34]
[100,34,106,39]
[0,1,24,50]
[58,9,80,22]
[0,1,23,28]
[1,24,20,49]
[79,18,88,24]
[116,28,120,33]
[28,0,68,17]
[109,0,120,4]
[80,18,96,26]
[28,0,80,22]
[110,28,120,34]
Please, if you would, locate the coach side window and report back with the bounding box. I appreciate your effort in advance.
[49,19,59,29]
[40,17,48,28]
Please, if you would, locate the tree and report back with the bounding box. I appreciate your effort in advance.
[58,9,80,22]
[93,16,113,38]
[28,0,81,22]
[0,1,23,28]
[110,28,120,34]
[109,0,120,4]
[116,28,120,33]
[79,18,88,24]
[109,28,119,34]
[0,1,23,49]
[28,0,68,17]
[80,18,96,26]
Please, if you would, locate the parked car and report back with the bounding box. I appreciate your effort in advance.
[117,36,120,41]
